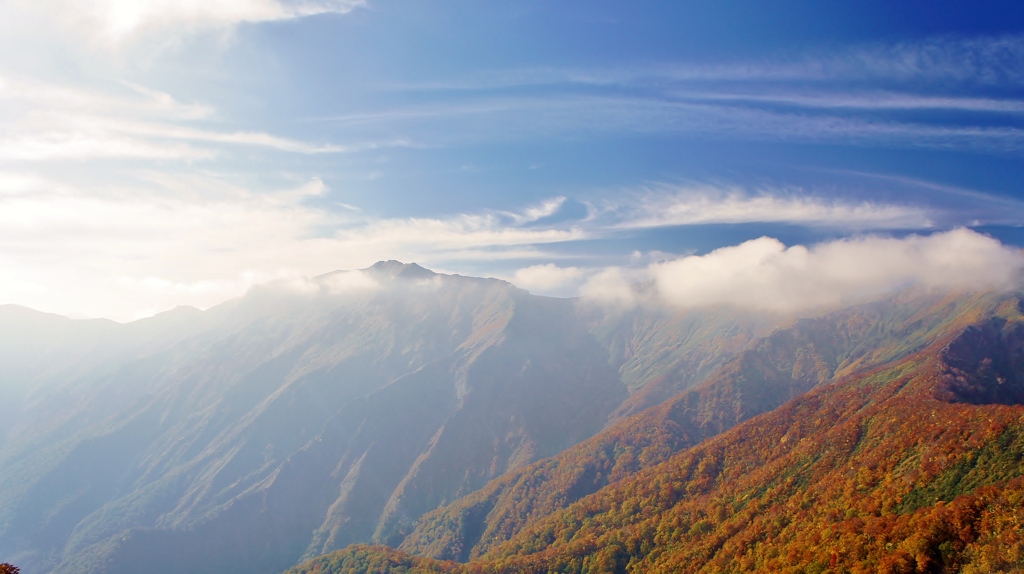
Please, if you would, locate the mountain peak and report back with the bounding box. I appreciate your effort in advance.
[364,260,437,280]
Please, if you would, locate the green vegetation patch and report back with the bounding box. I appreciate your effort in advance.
[898,425,1024,514]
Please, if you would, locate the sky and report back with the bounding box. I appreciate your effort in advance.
[1,0,1024,321]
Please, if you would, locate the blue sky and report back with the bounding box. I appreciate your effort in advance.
[1,1,1023,320]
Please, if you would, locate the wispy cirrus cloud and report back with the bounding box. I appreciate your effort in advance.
[809,169,1024,228]
[500,197,567,225]
[0,75,395,161]
[328,214,583,258]
[359,35,1024,153]
[812,35,1024,86]
[0,76,213,118]
[601,185,934,230]
[669,90,1024,114]
[0,133,213,161]
[401,35,1024,90]
[620,35,1024,86]
[316,94,1024,154]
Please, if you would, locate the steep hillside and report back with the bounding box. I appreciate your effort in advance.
[576,301,774,421]
[0,263,764,574]
[396,289,1006,562]
[288,295,1024,574]
[0,304,213,547]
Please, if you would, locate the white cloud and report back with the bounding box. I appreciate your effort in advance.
[612,186,933,230]
[0,76,391,161]
[95,117,408,153]
[320,270,380,294]
[512,264,583,295]
[0,172,52,195]
[8,0,364,46]
[330,214,583,256]
[579,268,640,308]
[502,197,566,225]
[0,76,213,119]
[0,131,214,161]
[3,153,1011,322]
[0,174,584,321]
[7,159,1007,321]
[651,229,1024,313]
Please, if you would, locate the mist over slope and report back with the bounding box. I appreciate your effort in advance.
[289,295,1024,574]
[0,262,768,574]
[397,289,1008,562]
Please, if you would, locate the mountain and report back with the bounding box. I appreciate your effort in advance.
[395,289,1008,562]
[0,262,768,574]
[0,304,206,441]
[286,295,1024,574]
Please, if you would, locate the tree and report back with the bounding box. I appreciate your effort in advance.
[0,563,20,574]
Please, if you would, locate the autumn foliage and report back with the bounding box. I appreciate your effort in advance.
[288,301,1024,574]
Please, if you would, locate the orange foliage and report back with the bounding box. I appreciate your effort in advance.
[288,308,1024,574]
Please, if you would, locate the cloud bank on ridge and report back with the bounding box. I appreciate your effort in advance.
[649,229,1024,313]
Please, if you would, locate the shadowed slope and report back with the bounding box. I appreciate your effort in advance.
[934,315,1024,405]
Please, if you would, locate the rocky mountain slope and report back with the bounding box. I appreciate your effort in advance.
[0,262,767,574]
[288,295,1024,574]
[395,290,1008,562]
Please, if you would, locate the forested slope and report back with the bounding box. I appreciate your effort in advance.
[289,294,1024,573]
[396,290,1009,562]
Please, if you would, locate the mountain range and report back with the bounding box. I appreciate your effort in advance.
[1,262,1021,574]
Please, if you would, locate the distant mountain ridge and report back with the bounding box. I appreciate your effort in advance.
[0,262,767,574]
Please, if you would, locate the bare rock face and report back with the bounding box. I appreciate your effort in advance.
[935,317,1024,406]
